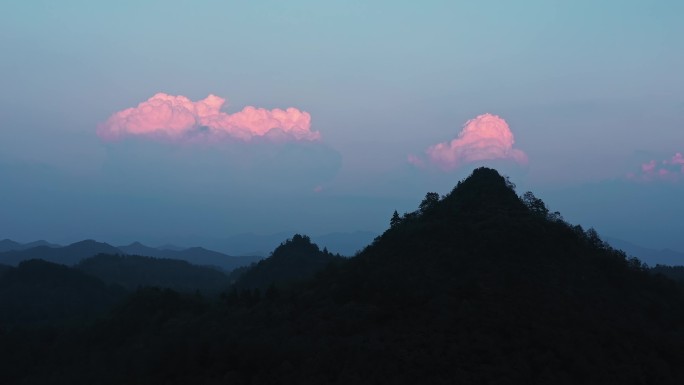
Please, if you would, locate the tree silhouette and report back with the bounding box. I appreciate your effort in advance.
[521,191,549,216]
[390,210,401,227]
[419,192,440,213]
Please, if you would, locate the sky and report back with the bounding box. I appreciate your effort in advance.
[1,0,683,253]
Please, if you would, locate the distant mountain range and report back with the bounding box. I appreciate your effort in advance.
[1,230,376,258]
[3,232,683,268]
[0,240,121,266]
[115,241,262,271]
[605,237,684,266]
[0,239,262,272]
[130,231,378,257]
[0,239,60,252]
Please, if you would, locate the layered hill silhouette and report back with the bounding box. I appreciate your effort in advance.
[0,239,60,252]
[116,242,263,272]
[2,168,684,384]
[0,240,262,272]
[0,240,122,266]
[606,236,684,266]
[163,231,377,257]
[116,241,169,257]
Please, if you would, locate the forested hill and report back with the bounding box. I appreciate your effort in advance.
[0,259,125,326]
[232,234,344,290]
[651,265,684,285]
[76,254,231,294]
[3,167,684,384]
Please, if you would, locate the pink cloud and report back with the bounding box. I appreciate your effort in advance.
[630,152,684,182]
[668,152,684,167]
[98,93,320,142]
[410,113,527,170]
[641,160,657,173]
[407,154,424,167]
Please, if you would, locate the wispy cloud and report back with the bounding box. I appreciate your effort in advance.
[98,93,320,142]
[409,113,527,170]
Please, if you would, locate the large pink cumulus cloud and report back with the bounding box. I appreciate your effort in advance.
[409,113,527,170]
[98,93,319,142]
[629,152,684,182]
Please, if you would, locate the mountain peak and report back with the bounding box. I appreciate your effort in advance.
[445,167,522,210]
[0,239,22,252]
[233,234,340,290]
[68,239,108,247]
[271,234,320,258]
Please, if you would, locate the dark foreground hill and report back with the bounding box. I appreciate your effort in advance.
[0,254,232,328]
[651,265,684,286]
[77,254,231,294]
[0,259,125,327]
[2,168,684,384]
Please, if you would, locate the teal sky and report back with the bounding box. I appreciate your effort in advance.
[1,1,683,252]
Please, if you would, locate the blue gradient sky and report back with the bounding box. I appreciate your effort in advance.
[1,1,682,251]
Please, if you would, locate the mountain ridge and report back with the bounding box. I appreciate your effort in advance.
[0,240,262,272]
[606,236,684,266]
[0,239,60,253]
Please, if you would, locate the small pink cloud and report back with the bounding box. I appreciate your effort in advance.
[407,154,425,167]
[642,160,657,173]
[629,152,684,182]
[668,152,684,167]
[98,93,320,142]
[410,113,527,170]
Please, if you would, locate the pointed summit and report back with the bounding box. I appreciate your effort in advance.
[443,167,524,213]
[379,167,527,249]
